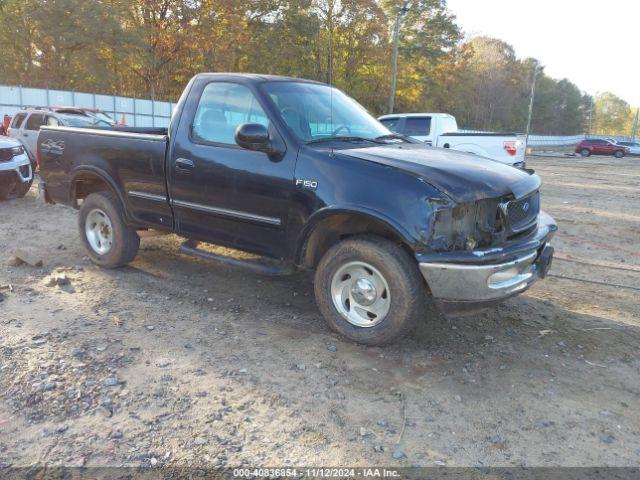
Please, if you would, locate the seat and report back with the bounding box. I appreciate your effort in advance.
[195,108,235,143]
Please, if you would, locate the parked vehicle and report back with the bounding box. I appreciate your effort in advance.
[0,135,33,200]
[8,107,116,166]
[378,113,526,168]
[38,73,556,345]
[616,141,640,155]
[49,107,117,127]
[575,139,629,158]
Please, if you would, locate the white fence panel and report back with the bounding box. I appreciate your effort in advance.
[0,85,173,128]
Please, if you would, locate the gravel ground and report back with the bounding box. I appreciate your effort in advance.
[0,155,639,469]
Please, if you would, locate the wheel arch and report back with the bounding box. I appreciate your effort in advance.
[295,207,416,269]
[69,166,125,211]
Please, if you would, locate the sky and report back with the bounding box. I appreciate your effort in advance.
[446,0,640,106]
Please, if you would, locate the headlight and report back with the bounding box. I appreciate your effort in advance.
[429,198,503,251]
[10,145,24,156]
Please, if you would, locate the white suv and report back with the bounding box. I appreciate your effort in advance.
[0,135,32,200]
[8,107,115,163]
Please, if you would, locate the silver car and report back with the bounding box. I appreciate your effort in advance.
[8,108,115,163]
[617,141,640,155]
[0,135,32,200]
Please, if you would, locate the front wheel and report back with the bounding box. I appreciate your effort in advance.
[580,148,591,157]
[614,150,625,158]
[78,191,140,268]
[314,236,426,345]
[14,178,33,198]
[0,178,32,200]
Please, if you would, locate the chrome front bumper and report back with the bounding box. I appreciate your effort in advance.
[418,211,556,313]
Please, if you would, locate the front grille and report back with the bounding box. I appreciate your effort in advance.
[505,191,539,232]
[0,148,13,162]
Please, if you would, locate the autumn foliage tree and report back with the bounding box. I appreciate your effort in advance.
[0,0,621,134]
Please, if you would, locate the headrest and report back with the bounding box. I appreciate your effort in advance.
[201,108,227,126]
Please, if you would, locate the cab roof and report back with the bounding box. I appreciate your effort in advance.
[193,72,325,85]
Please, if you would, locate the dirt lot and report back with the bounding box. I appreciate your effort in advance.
[1,155,639,469]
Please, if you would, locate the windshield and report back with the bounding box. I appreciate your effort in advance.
[88,111,116,125]
[261,82,390,143]
[60,114,111,127]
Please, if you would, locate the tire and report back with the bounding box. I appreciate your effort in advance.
[14,178,33,198]
[314,235,426,345]
[0,178,32,200]
[78,191,140,268]
[0,182,14,201]
[580,148,591,157]
[614,150,624,158]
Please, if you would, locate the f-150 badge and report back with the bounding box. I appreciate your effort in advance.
[295,179,318,190]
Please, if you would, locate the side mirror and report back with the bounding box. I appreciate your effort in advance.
[235,123,276,154]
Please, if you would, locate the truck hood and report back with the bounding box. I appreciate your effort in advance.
[338,144,540,203]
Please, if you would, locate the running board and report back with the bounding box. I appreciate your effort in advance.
[179,240,295,276]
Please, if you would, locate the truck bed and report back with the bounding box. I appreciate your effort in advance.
[39,125,172,229]
[90,126,169,136]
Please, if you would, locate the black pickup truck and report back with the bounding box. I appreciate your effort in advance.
[38,73,556,345]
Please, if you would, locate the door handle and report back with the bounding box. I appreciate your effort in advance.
[175,158,194,172]
[23,132,29,137]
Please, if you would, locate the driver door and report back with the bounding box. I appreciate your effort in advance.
[168,79,296,259]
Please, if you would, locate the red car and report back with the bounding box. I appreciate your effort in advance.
[576,139,629,158]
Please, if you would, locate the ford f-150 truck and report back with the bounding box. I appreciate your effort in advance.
[378,113,527,168]
[38,73,556,345]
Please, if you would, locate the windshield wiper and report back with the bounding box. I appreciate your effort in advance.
[306,136,383,145]
[374,133,413,142]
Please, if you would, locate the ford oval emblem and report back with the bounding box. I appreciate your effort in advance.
[522,202,530,212]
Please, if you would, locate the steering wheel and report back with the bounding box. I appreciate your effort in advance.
[331,125,351,136]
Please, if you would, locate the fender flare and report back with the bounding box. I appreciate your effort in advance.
[69,165,126,212]
[294,205,416,266]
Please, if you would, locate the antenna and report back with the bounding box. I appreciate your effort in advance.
[329,3,333,134]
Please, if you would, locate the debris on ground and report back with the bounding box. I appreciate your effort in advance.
[8,249,44,268]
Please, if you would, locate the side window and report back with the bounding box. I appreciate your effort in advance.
[25,113,44,131]
[11,113,27,128]
[192,82,269,146]
[380,118,400,132]
[402,117,431,136]
[45,116,60,127]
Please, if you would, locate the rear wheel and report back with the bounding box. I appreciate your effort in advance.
[78,191,140,268]
[614,150,625,158]
[314,235,426,345]
[580,148,591,157]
